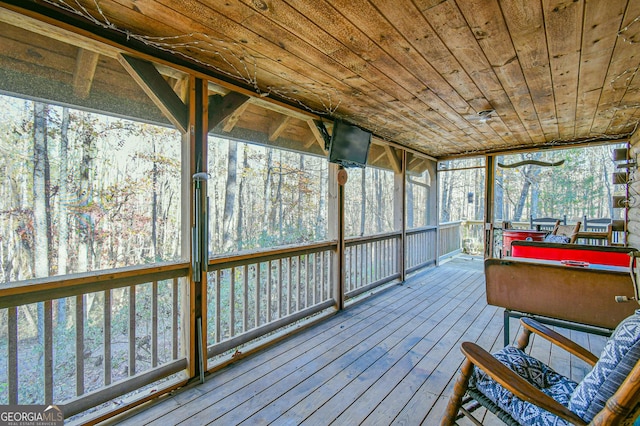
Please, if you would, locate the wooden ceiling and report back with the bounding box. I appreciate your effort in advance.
[2,0,640,158]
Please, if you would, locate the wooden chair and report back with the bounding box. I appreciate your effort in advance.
[441,316,640,425]
[549,220,581,243]
[575,223,614,246]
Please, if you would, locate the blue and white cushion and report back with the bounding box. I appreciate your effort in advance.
[469,345,577,425]
[544,234,570,244]
[569,310,640,422]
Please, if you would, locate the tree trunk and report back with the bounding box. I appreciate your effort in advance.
[263,149,273,239]
[222,140,238,252]
[297,155,304,233]
[237,144,247,250]
[151,139,158,261]
[360,170,366,236]
[33,102,50,344]
[57,107,70,327]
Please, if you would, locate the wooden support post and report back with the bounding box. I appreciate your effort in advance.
[393,150,406,281]
[328,163,345,309]
[484,155,496,258]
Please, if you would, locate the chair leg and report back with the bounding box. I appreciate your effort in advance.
[441,358,474,426]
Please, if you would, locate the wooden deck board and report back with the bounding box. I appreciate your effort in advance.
[116,256,608,426]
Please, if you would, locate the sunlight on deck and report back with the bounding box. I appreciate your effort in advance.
[112,256,605,425]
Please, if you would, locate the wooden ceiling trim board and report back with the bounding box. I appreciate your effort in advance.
[456,0,546,145]
[0,4,119,58]
[542,0,584,140]
[591,0,640,135]
[72,48,100,99]
[421,1,531,146]
[241,0,472,145]
[500,0,559,141]
[2,23,77,79]
[575,0,627,136]
[268,115,292,142]
[118,53,188,133]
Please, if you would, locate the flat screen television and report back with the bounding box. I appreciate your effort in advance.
[328,120,372,168]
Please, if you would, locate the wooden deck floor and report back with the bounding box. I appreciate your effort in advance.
[114,256,606,425]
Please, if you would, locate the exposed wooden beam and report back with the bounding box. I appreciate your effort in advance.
[118,54,188,133]
[385,145,402,174]
[268,115,292,142]
[221,98,251,133]
[307,119,328,154]
[72,48,99,99]
[209,92,251,132]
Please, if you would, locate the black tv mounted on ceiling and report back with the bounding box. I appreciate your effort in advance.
[316,119,372,168]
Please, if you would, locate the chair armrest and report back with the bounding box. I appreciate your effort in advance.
[520,318,598,366]
[461,342,587,426]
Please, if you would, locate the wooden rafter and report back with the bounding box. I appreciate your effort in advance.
[118,54,188,133]
[269,115,292,142]
[208,92,250,132]
[306,119,328,154]
[385,145,402,174]
[72,48,99,99]
[221,99,250,132]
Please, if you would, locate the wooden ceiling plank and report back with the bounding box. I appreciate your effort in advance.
[268,115,292,142]
[575,0,627,137]
[590,0,640,135]
[234,0,480,150]
[421,1,531,147]
[142,0,451,153]
[455,0,546,144]
[542,0,584,140]
[209,92,251,131]
[500,0,559,141]
[118,53,188,133]
[72,48,100,99]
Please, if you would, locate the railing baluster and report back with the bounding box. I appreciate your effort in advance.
[243,265,248,333]
[296,256,301,311]
[255,263,261,328]
[129,286,136,376]
[104,291,112,385]
[230,267,235,337]
[172,278,178,359]
[44,300,53,404]
[151,282,158,368]
[312,253,317,305]
[76,294,84,396]
[267,261,272,323]
[215,270,221,343]
[278,259,283,319]
[287,257,292,316]
[8,306,17,404]
[322,251,327,300]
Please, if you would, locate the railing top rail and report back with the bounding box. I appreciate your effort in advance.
[345,230,402,245]
[208,240,338,269]
[0,261,190,309]
[406,225,437,234]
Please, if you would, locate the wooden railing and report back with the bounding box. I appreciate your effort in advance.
[0,263,190,418]
[440,221,464,257]
[205,242,337,361]
[406,226,438,273]
[344,231,402,300]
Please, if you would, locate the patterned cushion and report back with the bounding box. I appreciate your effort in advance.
[544,234,570,244]
[569,309,640,422]
[469,345,577,426]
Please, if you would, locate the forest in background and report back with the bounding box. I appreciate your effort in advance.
[438,144,624,224]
